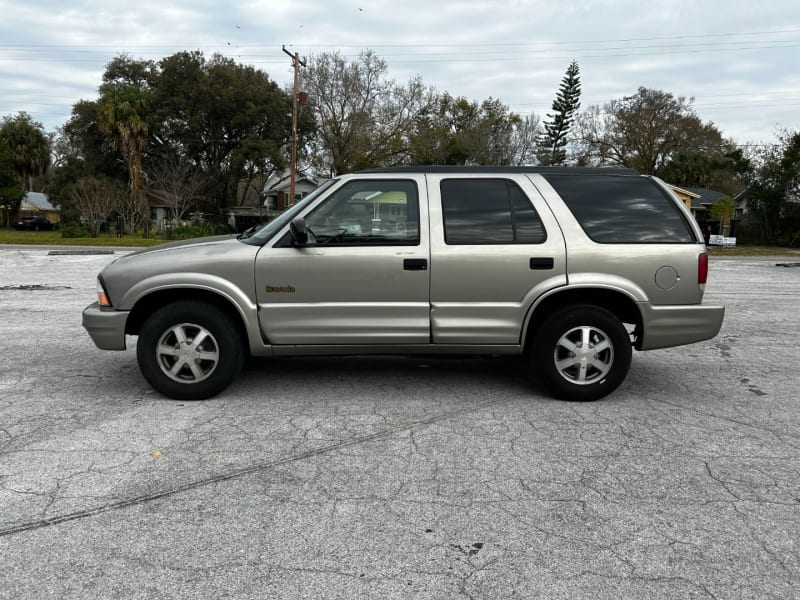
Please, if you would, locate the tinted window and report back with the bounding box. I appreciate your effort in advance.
[544,175,695,243]
[441,179,546,245]
[304,179,419,246]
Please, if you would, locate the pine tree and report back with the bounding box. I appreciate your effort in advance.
[538,61,581,166]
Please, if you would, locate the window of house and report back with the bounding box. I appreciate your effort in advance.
[304,179,419,246]
[440,178,546,245]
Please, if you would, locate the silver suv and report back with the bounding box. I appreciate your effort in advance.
[83,167,724,401]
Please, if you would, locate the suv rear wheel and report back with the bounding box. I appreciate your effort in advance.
[136,301,246,400]
[530,304,632,401]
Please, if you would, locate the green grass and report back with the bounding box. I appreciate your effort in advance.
[2,228,798,255]
[707,246,800,257]
[0,229,166,247]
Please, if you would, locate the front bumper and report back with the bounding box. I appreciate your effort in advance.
[82,302,129,351]
[638,302,725,350]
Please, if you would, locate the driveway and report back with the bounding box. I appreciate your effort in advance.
[1,248,798,599]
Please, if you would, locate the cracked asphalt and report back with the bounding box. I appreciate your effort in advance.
[0,248,799,599]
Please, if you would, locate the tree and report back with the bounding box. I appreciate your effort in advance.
[469,98,531,165]
[509,113,541,166]
[662,148,752,195]
[408,93,539,166]
[745,130,800,245]
[152,51,298,209]
[710,196,736,236]
[302,50,433,174]
[62,100,128,184]
[96,54,154,237]
[146,151,206,226]
[0,143,24,227]
[576,87,725,174]
[97,79,153,236]
[0,112,51,192]
[70,176,127,237]
[61,51,298,223]
[538,61,581,166]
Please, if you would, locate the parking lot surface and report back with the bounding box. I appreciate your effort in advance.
[1,247,799,599]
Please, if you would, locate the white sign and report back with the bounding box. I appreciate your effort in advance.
[708,235,736,247]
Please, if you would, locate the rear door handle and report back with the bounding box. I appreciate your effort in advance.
[403,258,428,271]
[530,257,554,270]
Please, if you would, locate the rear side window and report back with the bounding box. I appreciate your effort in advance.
[441,178,546,245]
[544,175,696,243]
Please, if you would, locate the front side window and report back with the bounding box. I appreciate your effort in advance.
[441,178,547,245]
[544,174,696,243]
[304,179,419,246]
[245,178,337,245]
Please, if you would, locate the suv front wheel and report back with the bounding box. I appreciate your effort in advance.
[136,301,246,400]
[530,304,632,401]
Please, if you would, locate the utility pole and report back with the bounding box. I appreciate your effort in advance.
[282,45,306,207]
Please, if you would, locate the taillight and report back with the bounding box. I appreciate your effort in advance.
[698,253,709,285]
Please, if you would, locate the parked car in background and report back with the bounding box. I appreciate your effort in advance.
[83,166,725,402]
[13,216,58,231]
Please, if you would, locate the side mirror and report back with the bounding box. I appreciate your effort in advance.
[289,216,308,245]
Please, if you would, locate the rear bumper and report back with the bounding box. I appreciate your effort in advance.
[638,302,725,350]
[82,302,129,351]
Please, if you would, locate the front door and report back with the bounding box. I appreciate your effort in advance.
[255,176,431,346]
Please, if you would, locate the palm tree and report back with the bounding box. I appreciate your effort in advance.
[97,83,151,236]
[0,112,51,192]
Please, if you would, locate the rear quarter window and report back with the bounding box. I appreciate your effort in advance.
[544,174,696,243]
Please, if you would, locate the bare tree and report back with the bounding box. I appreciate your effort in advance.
[302,50,435,174]
[70,176,126,237]
[146,153,206,224]
[576,88,725,174]
[509,113,541,166]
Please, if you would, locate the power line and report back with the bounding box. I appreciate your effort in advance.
[1,27,799,49]
[3,41,800,66]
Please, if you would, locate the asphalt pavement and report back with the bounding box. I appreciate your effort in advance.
[0,248,798,599]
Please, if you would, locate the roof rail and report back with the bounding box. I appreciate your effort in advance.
[357,165,640,176]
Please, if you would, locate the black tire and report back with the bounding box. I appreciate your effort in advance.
[529,304,632,401]
[136,301,246,400]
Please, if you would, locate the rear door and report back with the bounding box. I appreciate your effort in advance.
[255,176,431,345]
[426,173,567,344]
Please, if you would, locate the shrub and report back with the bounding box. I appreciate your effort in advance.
[172,222,232,240]
[60,223,92,238]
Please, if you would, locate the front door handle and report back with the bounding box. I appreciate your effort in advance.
[403,258,428,271]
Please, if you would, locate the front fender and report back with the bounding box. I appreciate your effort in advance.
[120,274,266,356]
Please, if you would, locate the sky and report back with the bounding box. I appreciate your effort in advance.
[1,0,799,147]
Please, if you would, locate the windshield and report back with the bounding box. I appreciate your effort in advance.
[240,178,338,245]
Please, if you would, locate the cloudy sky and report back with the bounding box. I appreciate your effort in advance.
[1,0,799,146]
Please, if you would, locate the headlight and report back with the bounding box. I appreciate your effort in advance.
[97,279,111,307]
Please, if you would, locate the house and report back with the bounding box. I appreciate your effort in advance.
[684,187,738,235]
[19,192,60,224]
[667,184,738,235]
[225,170,326,233]
[263,170,324,210]
[668,185,701,214]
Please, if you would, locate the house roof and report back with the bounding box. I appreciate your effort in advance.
[667,185,701,199]
[263,170,321,194]
[21,192,58,212]
[684,187,728,209]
